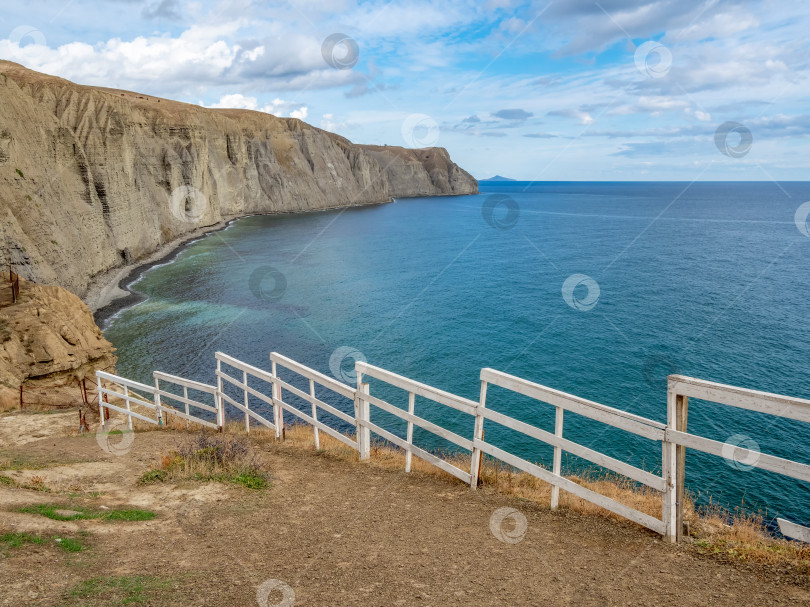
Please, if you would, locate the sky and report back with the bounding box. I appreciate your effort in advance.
[0,0,808,181]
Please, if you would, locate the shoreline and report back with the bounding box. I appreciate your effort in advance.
[88,215,240,327]
[87,198,400,327]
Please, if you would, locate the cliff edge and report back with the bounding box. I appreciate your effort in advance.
[0,61,477,298]
[0,274,116,409]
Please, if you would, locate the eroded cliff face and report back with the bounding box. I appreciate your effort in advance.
[0,61,477,298]
[0,274,117,409]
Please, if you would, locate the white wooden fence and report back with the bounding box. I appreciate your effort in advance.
[96,354,810,543]
[474,368,668,535]
[665,375,810,541]
[355,361,479,483]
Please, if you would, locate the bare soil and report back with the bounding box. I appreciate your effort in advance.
[1,411,808,606]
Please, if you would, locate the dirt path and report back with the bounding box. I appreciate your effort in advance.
[0,412,808,606]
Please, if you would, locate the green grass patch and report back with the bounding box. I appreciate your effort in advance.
[102,509,156,522]
[229,471,269,490]
[18,504,156,522]
[1,531,86,554]
[0,474,15,486]
[138,469,168,484]
[55,537,87,552]
[1,531,46,549]
[68,575,175,605]
[15,168,24,178]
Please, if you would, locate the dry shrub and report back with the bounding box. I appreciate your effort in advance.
[140,433,269,489]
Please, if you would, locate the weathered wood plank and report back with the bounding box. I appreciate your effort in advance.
[98,401,159,425]
[480,368,666,439]
[778,518,810,543]
[667,429,810,483]
[273,397,356,448]
[97,371,155,394]
[99,388,155,411]
[154,389,218,414]
[363,391,474,451]
[271,352,356,399]
[480,407,665,491]
[216,352,276,384]
[475,439,666,534]
[153,371,218,394]
[360,419,472,484]
[356,361,478,413]
[668,375,810,424]
[160,406,219,429]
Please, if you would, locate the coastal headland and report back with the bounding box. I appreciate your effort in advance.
[0,60,477,305]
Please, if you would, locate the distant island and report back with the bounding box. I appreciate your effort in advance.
[480,175,517,182]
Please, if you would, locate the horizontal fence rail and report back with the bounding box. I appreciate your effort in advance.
[666,375,810,541]
[95,355,810,544]
[153,371,219,430]
[476,368,668,536]
[356,361,477,484]
[269,352,358,449]
[215,352,278,432]
[97,370,219,431]
[97,370,160,429]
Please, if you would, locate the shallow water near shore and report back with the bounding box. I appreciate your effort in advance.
[104,181,810,525]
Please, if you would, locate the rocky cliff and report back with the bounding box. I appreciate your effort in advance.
[0,274,116,409]
[0,61,477,299]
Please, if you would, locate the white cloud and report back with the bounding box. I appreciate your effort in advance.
[202,93,308,118]
[667,12,759,42]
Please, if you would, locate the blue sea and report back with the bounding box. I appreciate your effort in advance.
[104,181,810,526]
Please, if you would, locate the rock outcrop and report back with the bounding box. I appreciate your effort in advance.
[0,61,477,298]
[0,274,116,410]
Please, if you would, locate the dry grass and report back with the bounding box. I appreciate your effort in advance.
[270,422,810,573]
[139,433,269,489]
[97,395,810,574]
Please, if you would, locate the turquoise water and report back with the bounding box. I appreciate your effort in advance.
[104,181,810,525]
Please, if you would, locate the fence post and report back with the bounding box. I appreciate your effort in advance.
[405,391,415,473]
[663,382,678,542]
[153,376,163,426]
[98,375,106,430]
[355,371,370,460]
[271,360,283,440]
[181,385,190,430]
[310,378,320,449]
[216,357,225,432]
[675,393,689,541]
[470,379,487,488]
[551,406,564,509]
[242,370,250,434]
[123,385,133,430]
